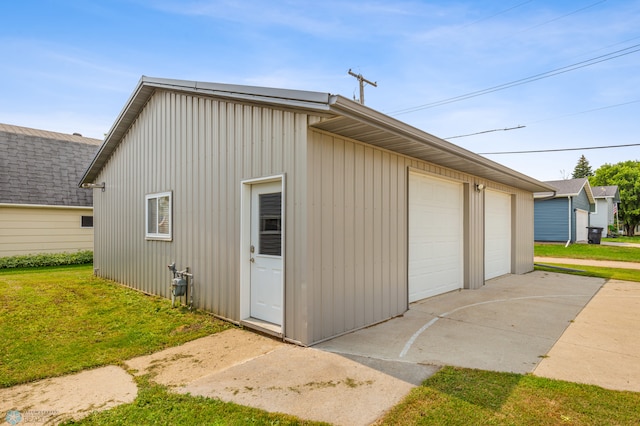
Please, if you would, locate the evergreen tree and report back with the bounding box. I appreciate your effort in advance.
[572,155,593,178]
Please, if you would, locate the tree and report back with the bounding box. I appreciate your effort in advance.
[572,155,593,178]
[590,161,640,236]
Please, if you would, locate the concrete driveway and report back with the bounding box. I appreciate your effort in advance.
[316,271,605,374]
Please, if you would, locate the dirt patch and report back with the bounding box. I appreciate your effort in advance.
[0,365,136,425]
[124,327,283,387]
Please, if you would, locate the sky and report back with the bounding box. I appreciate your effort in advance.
[1,0,639,182]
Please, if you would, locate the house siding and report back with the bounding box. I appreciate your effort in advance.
[535,198,569,241]
[92,90,311,342]
[306,129,533,343]
[590,198,615,230]
[0,205,93,256]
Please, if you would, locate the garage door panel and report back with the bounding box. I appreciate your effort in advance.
[485,190,511,280]
[576,210,588,242]
[409,173,463,302]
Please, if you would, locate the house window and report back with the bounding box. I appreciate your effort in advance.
[81,216,94,228]
[146,191,172,240]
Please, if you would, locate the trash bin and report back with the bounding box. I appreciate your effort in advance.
[587,226,603,244]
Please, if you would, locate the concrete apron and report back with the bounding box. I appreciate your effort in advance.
[316,271,605,374]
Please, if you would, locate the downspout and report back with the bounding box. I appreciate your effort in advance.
[566,196,572,247]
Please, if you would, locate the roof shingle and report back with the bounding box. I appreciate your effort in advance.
[0,123,102,207]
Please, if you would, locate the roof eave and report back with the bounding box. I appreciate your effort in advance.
[80,76,334,185]
[325,95,555,193]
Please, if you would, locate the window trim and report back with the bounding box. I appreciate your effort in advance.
[145,191,173,241]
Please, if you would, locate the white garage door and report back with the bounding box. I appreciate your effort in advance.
[408,172,463,302]
[485,190,511,280]
[576,209,588,242]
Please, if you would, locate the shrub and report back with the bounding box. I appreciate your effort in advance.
[0,250,93,269]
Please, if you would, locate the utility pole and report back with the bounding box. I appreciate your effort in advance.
[348,69,377,105]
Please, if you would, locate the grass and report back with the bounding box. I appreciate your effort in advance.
[377,366,640,425]
[603,235,640,244]
[4,264,640,424]
[63,376,326,426]
[534,242,640,262]
[0,265,232,387]
[535,263,640,282]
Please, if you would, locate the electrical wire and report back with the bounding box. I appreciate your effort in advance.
[460,1,533,29]
[528,99,640,124]
[478,143,640,155]
[447,98,640,140]
[389,42,640,116]
[446,125,525,139]
[517,0,606,33]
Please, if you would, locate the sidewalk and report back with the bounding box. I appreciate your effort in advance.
[534,279,640,392]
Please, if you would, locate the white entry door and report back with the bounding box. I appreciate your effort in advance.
[250,181,283,325]
[408,172,463,302]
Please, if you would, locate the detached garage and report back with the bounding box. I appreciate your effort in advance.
[81,76,554,346]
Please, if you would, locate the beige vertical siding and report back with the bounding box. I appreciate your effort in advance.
[306,130,534,343]
[93,90,310,340]
[307,131,408,342]
[512,191,535,274]
[92,89,536,346]
[0,205,93,256]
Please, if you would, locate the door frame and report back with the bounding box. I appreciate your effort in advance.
[240,174,286,332]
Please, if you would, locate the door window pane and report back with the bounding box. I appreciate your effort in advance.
[259,192,281,256]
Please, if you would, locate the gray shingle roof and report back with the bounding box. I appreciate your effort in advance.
[592,185,619,199]
[542,178,595,204]
[0,123,102,207]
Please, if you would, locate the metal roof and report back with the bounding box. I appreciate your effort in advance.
[81,76,554,193]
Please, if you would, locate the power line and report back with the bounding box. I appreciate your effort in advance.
[479,142,640,155]
[390,42,640,116]
[450,98,640,140]
[460,1,533,29]
[446,125,525,139]
[529,99,640,124]
[517,0,606,33]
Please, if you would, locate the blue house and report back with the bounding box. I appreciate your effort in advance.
[534,178,595,243]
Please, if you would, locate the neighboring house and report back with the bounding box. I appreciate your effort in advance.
[0,123,101,257]
[534,178,596,243]
[590,185,620,235]
[80,76,554,346]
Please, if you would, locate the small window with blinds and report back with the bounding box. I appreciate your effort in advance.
[259,192,282,256]
[145,191,172,240]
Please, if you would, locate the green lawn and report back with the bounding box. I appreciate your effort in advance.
[4,265,640,425]
[64,376,326,426]
[603,235,640,244]
[534,242,640,262]
[0,265,232,387]
[377,367,640,425]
